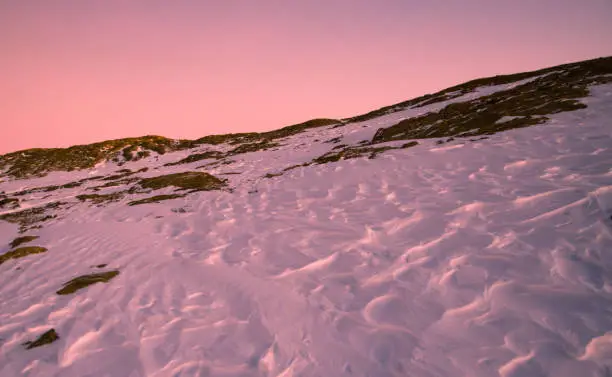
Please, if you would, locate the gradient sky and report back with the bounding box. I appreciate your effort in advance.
[1,1,611,154]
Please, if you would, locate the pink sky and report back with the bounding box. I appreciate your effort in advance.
[1,1,611,154]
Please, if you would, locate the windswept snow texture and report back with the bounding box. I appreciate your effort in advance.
[1,83,612,376]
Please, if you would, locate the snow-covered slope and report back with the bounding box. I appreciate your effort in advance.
[1,57,612,377]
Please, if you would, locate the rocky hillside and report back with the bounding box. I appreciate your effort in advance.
[1,56,612,377]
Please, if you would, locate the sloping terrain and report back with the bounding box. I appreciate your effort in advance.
[1,56,612,377]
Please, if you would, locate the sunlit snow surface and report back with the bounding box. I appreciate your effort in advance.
[1,83,612,377]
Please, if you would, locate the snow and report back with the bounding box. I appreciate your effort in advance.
[1,83,612,376]
[496,116,524,124]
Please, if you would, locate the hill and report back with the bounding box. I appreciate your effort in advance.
[1,56,612,377]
